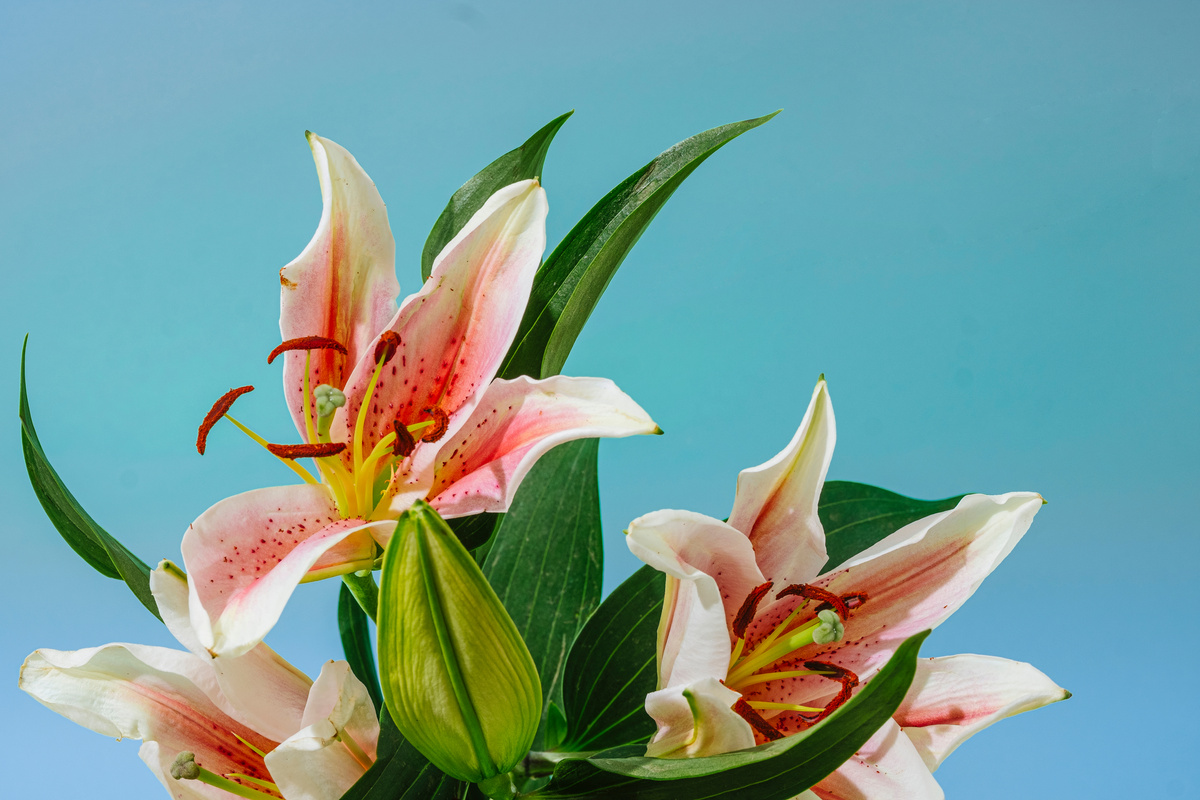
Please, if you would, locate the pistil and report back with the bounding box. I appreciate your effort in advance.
[171,751,280,800]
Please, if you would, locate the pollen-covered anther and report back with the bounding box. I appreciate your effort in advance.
[266,442,347,459]
[777,583,850,620]
[373,331,401,365]
[733,581,774,639]
[196,385,255,455]
[732,698,784,741]
[799,660,860,724]
[266,336,348,364]
[419,406,449,443]
[392,418,416,457]
[842,592,868,611]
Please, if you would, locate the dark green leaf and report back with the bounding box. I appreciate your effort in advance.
[19,337,160,619]
[338,582,384,713]
[449,512,501,552]
[529,631,930,800]
[500,112,778,380]
[482,439,604,748]
[421,111,573,281]
[341,709,461,800]
[558,565,664,752]
[819,481,965,572]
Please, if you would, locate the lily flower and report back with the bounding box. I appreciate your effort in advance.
[19,563,379,800]
[626,379,1068,798]
[186,134,659,657]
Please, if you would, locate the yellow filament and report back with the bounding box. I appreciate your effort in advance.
[747,701,823,713]
[726,617,822,687]
[728,637,747,670]
[353,357,387,480]
[223,414,318,484]
[338,730,374,771]
[728,669,823,691]
[302,349,317,444]
[231,732,267,759]
[223,773,280,792]
[753,600,810,659]
[300,558,378,583]
[319,457,355,518]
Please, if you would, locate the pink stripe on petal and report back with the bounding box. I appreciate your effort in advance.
[331,181,547,462]
[279,134,400,438]
[812,720,944,800]
[424,375,658,518]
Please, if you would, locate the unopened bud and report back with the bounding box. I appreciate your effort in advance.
[378,501,541,784]
[170,751,200,781]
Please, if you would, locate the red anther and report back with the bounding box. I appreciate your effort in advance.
[392,419,416,458]
[373,331,401,365]
[419,406,449,443]
[196,385,255,455]
[265,442,347,459]
[266,336,348,364]
[799,661,860,724]
[842,592,868,611]
[733,581,774,639]
[732,698,784,742]
[776,583,850,620]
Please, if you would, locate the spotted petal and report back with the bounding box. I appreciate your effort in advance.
[266,661,380,800]
[626,510,765,689]
[811,720,944,800]
[181,484,389,658]
[728,378,834,591]
[895,654,1070,771]
[422,375,660,518]
[333,179,547,466]
[279,133,400,439]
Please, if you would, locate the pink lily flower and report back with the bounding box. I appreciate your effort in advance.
[186,134,659,657]
[20,563,379,800]
[626,379,1068,799]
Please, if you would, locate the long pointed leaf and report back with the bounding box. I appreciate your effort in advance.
[338,582,384,713]
[421,111,573,280]
[19,337,159,619]
[530,631,929,800]
[482,439,604,748]
[501,112,778,380]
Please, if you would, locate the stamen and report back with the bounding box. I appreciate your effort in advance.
[197,386,254,454]
[266,336,348,364]
[170,752,278,800]
[392,419,416,457]
[419,406,449,443]
[843,592,868,610]
[777,583,849,620]
[732,698,784,741]
[373,330,401,365]
[733,581,774,639]
[266,442,348,459]
[798,661,860,724]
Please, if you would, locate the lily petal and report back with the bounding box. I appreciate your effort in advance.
[644,678,754,758]
[627,510,765,689]
[150,562,312,742]
[895,654,1070,771]
[743,493,1042,711]
[333,179,547,463]
[266,661,379,800]
[728,379,834,590]
[181,484,388,657]
[20,645,279,791]
[279,133,400,438]
[811,720,944,800]
[424,375,659,518]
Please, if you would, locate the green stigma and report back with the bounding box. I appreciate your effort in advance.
[315,384,347,436]
[812,609,845,645]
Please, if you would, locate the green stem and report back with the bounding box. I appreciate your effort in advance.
[342,572,379,623]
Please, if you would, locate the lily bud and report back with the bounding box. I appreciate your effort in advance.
[377,500,540,785]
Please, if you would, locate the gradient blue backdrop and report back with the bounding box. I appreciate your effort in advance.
[3,2,1196,797]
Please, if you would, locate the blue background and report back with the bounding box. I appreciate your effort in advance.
[3,2,1197,797]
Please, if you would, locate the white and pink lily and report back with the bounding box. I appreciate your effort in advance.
[626,379,1068,799]
[187,134,659,657]
[19,563,380,800]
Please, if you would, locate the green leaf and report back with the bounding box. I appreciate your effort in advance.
[482,439,604,747]
[421,111,573,281]
[558,564,664,752]
[337,582,384,713]
[449,512,501,552]
[500,112,778,380]
[529,631,930,800]
[18,337,160,619]
[341,709,462,800]
[819,481,965,572]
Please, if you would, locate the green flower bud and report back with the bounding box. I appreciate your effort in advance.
[377,500,541,785]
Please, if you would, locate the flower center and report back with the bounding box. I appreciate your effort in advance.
[724,582,866,734]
